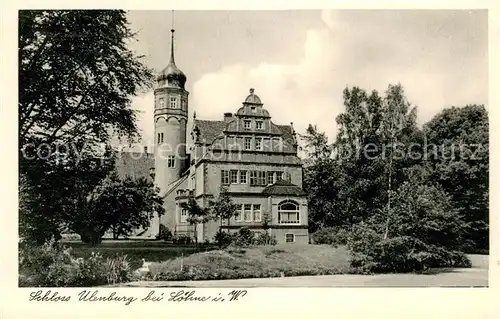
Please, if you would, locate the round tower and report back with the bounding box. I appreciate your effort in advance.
[154,28,189,193]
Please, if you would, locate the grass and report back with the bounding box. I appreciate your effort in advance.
[64,241,213,270]
[147,244,353,281]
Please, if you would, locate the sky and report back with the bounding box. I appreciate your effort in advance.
[124,10,488,148]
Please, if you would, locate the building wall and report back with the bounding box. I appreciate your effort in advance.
[202,161,303,196]
[160,176,188,234]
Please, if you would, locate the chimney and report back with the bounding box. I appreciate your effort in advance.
[224,112,233,122]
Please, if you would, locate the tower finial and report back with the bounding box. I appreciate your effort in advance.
[170,10,175,64]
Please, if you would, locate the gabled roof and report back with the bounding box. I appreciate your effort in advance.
[193,119,296,147]
[262,180,306,196]
[114,151,154,181]
[193,119,226,144]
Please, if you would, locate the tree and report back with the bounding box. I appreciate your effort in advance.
[69,172,164,246]
[209,188,239,231]
[180,198,211,247]
[19,10,153,244]
[20,143,116,245]
[423,105,489,251]
[19,10,152,148]
[349,168,470,273]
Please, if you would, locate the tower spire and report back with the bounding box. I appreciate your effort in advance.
[170,10,176,64]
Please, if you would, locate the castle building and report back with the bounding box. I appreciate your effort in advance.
[117,28,309,244]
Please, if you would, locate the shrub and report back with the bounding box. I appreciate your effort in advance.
[19,240,134,287]
[348,222,471,274]
[253,232,278,246]
[172,235,192,245]
[312,227,349,247]
[214,230,233,248]
[157,224,173,241]
[232,227,254,247]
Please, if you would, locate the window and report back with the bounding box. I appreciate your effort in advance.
[258,171,266,186]
[230,170,238,184]
[244,204,252,221]
[267,171,275,185]
[235,205,242,222]
[250,171,258,186]
[157,133,164,144]
[181,100,186,110]
[159,98,165,108]
[278,200,300,224]
[285,234,295,243]
[244,137,252,150]
[221,170,230,185]
[256,121,263,130]
[180,209,188,223]
[253,204,261,221]
[240,170,247,184]
[276,171,283,181]
[255,137,262,151]
[244,120,251,129]
[167,155,175,168]
[170,97,177,108]
[251,106,256,113]
[190,176,196,190]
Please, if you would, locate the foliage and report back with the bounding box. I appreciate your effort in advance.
[312,227,349,247]
[19,10,152,147]
[303,84,421,233]
[69,172,164,246]
[180,198,211,246]
[214,230,233,248]
[148,244,352,281]
[423,105,489,251]
[347,179,471,273]
[172,235,193,245]
[157,224,173,241]
[19,240,134,287]
[19,10,153,245]
[19,145,116,245]
[252,232,278,246]
[210,188,239,229]
[232,227,255,247]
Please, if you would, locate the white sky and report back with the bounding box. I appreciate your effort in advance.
[125,10,487,147]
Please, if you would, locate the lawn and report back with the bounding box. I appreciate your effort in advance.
[147,244,353,281]
[65,240,213,270]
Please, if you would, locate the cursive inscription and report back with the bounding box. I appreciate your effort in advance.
[28,289,248,305]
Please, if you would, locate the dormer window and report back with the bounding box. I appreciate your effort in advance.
[159,98,165,108]
[244,120,251,129]
[170,97,177,108]
[256,121,263,130]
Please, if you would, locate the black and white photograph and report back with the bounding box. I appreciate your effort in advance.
[15,8,491,292]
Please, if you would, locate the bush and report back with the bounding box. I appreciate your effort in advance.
[346,180,472,274]
[253,232,278,246]
[312,227,349,247]
[19,240,134,287]
[157,224,173,241]
[214,230,233,248]
[232,227,254,247]
[172,235,192,245]
[348,224,471,274]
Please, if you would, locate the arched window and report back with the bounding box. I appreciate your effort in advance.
[278,200,300,224]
